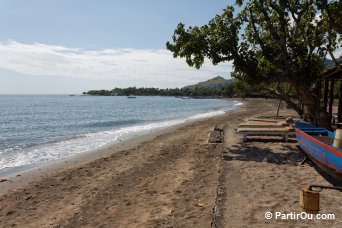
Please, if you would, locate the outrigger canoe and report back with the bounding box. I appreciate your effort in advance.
[295,120,342,180]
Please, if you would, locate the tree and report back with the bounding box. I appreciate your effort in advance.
[167,0,341,128]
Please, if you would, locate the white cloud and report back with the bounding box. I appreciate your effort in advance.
[0,41,233,88]
[325,47,342,60]
[333,47,342,59]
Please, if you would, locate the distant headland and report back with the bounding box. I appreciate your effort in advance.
[83,76,240,97]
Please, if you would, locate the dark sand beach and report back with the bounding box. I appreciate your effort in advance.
[1,99,341,227]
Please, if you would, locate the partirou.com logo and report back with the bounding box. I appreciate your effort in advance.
[265,211,335,220]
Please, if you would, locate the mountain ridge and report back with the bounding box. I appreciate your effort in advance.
[182,76,233,91]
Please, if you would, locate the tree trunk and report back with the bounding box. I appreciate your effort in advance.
[262,85,332,130]
[299,87,332,130]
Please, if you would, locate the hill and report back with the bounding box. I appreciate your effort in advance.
[182,76,233,91]
[324,57,341,69]
[84,76,234,97]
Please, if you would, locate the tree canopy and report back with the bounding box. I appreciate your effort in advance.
[167,0,341,118]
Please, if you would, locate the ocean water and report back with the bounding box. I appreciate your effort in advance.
[0,95,241,173]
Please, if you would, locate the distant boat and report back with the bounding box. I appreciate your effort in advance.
[181,96,191,99]
[127,96,136,98]
[295,120,342,180]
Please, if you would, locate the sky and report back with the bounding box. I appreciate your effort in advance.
[0,0,235,94]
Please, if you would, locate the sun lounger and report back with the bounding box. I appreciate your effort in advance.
[238,122,284,128]
[236,127,294,142]
[247,118,279,123]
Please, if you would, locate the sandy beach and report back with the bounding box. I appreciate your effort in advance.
[1,99,342,227]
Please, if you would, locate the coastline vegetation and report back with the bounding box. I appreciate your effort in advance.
[83,76,263,97]
[86,1,341,127]
[83,77,340,98]
[166,0,341,128]
[84,85,237,97]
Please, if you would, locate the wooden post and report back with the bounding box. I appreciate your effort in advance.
[323,79,329,111]
[313,90,317,125]
[313,82,321,126]
[276,99,281,117]
[317,80,321,108]
[316,80,322,102]
[300,188,320,214]
[338,81,342,123]
[329,80,335,121]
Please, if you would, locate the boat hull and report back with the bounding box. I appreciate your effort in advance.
[295,128,342,179]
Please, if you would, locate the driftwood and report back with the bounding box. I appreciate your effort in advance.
[208,125,224,143]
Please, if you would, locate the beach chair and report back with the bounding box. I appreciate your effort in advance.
[247,118,279,123]
[238,121,284,128]
[236,115,295,142]
[236,127,294,142]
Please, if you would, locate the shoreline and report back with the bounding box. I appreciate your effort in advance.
[0,98,257,227]
[0,98,242,194]
[1,95,237,177]
[3,98,339,227]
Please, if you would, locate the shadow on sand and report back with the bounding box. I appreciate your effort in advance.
[223,140,342,186]
[223,143,304,166]
[310,165,342,186]
[241,138,297,144]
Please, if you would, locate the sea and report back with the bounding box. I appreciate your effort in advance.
[0,95,242,175]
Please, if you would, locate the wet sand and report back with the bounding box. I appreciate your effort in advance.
[1,99,341,227]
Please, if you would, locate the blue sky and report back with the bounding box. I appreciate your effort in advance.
[0,0,235,93]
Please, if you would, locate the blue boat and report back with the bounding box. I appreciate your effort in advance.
[295,120,342,180]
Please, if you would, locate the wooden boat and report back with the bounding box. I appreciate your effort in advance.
[295,120,342,180]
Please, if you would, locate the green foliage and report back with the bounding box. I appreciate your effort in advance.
[84,82,269,98]
[84,76,241,97]
[85,87,185,96]
[166,0,341,105]
[86,90,112,96]
[84,87,202,97]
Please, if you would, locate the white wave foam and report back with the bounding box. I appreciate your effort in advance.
[233,102,243,107]
[0,109,229,170]
[188,110,226,120]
